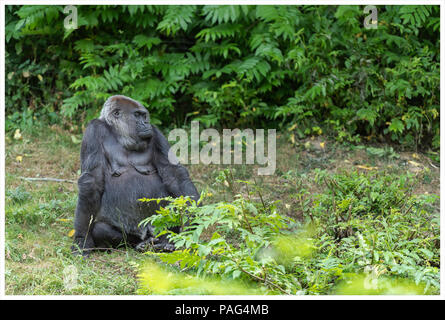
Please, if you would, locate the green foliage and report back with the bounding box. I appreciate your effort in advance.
[6,187,76,227]
[5,5,439,149]
[364,146,400,159]
[6,186,31,204]
[299,169,439,294]
[138,193,307,294]
[137,169,439,295]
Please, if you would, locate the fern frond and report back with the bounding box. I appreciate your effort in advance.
[255,6,300,41]
[74,39,95,53]
[157,5,197,36]
[132,35,162,50]
[97,6,120,24]
[61,91,93,117]
[196,23,243,42]
[400,5,432,27]
[254,43,283,65]
[202,5,243,24]
[15,5,62,31]
[185,52,211,74]
[79,53,106,69]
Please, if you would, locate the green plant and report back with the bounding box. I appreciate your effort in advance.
[5,5,440,150]
[139,190,303,294]
[364,146,400,159]
[6,186,32,204]
[308,169,440,293]
[136,169,439,295]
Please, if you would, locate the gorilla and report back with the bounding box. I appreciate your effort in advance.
[72,95,199,255]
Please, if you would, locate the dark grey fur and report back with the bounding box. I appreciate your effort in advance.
[72,95,199,255]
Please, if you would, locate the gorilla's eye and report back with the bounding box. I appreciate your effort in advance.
[134,111,147,120]
[113,110,120,117]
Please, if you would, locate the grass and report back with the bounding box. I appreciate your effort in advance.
[4,125,440,295]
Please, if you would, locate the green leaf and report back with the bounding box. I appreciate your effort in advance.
[389,119,404,134]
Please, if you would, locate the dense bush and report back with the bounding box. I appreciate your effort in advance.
[6,5,440,149]
[137,169,439,295]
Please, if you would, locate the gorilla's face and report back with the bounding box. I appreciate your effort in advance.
[110,98,153,141]
[132,108,152,140]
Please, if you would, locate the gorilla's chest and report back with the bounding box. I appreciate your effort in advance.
[98,136,169,235]
[102,137,155,176]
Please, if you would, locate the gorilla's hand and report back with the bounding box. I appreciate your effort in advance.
[71,236,95,257]
[134,237,175,252]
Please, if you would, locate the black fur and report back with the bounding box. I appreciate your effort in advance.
[72,96,199,256]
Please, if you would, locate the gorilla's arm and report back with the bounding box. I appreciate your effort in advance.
[152,126,199,202]
[72,119,107,254]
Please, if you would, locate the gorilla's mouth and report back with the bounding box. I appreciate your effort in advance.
[138,129,153,139]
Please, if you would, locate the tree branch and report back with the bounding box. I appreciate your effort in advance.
[20,177,76,184]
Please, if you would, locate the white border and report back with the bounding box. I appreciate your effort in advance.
[0,0,5,302]
[1,1,445,4]
[0,0,443,301]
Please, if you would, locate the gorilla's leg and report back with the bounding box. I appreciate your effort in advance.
[91,222,130,249]
[92,222,176,252]
[72,172,102,255]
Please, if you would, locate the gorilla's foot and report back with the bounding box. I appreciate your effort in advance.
[135,238,175,252]
[134,237,160,252]
[71,245,93,257]
[71,236,95,257]
[153,242,175,252]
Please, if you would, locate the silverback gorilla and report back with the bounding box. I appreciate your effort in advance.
[72,95,199,255]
